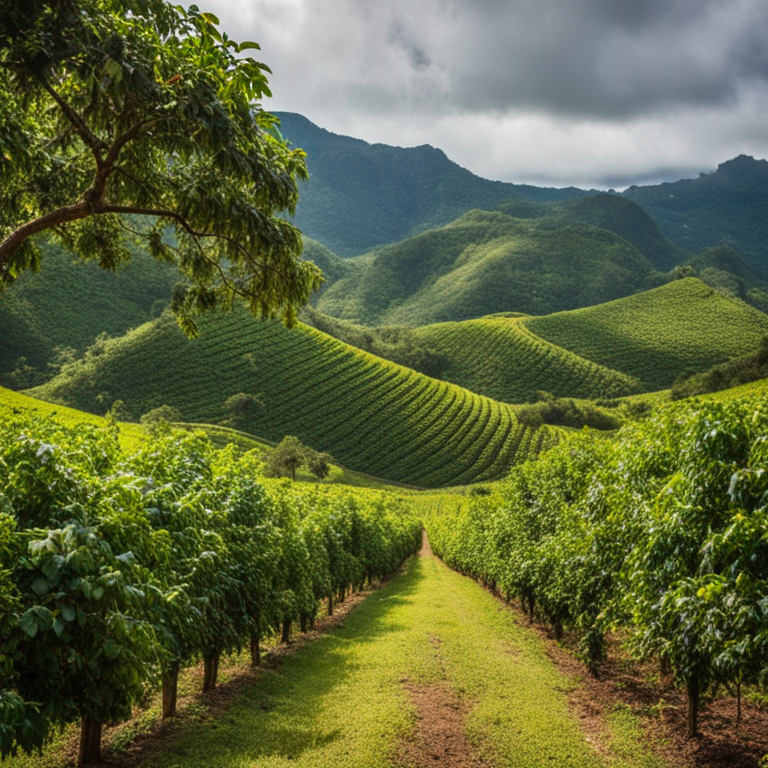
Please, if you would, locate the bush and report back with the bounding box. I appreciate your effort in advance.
[140,405,183,425]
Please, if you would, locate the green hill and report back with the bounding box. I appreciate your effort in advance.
[30,309,555,487]
[0,238,178,387]
[316,209,666,325]
[525,278,768,391]
[411,316,642,403]
[276,112,592,258]
[622,155,768,275]
[498,193,688,271]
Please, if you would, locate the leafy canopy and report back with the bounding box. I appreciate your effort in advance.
[0,0,323,334]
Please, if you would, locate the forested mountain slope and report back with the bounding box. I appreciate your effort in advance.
[30,309,555,487]
[316,209,666,325]
[622,155,768,275]
[276,112,592,258]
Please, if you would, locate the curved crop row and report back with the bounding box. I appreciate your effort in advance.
[31,309,555,487]
[413,316,641,403]
[525,278,768,391]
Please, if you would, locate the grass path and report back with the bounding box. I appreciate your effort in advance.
[131,542,665,768]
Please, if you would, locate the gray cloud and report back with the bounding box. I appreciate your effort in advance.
[197,0,768,186]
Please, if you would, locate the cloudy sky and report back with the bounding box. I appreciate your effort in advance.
[201,0,768,189]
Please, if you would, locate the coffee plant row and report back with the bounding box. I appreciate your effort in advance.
[413,316,640,403]
[38,310,553,486]
[426,395,768,738]
[0,416,422,764]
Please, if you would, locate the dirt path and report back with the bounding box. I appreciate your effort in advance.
[11,533,665,768]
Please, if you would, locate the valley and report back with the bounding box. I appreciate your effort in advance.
[3,102,768,768]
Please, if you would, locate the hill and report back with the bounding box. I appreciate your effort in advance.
[315,209,666,325]
[622,155,768,275]
[497,193,688,271]
[0,238,178,387]
[411,316,642,403]
[525,278,768,391]
[29,309,556,487]
[276,112,592,258]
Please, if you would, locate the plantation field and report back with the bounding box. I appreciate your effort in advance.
[31,310,555,487]
[525,278,768,391]
[0,386,146,452]
[413,315,642,402]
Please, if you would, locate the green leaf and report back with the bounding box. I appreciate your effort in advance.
[200,12,220,24]
[30,576,50,596]
[237,41,261,52]
[18,610,39,638]
[60,604,76,622]
[104,639,122,661]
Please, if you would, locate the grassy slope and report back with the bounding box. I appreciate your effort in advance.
[136,553,660,768]
[317,210,665,326]
[497,193,688,271]
[412,316,642,403]
[30,309,554,487]
[0,238,179,383]
[525,278,768,391]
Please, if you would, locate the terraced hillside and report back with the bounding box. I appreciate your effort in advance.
[412,316,642,403]
[316,209,665,326]
[526,278,768,391]
[30,310,555,487]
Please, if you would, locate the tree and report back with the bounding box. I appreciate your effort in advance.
[306,450,333,480]
[224,392,263,430]
[264,435,306,481]
[0,0,323,334]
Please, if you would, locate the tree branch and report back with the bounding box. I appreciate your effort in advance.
[104,119,155,167]
[34,72,105,167]
[0,202,91,266]
[102,204,287,280]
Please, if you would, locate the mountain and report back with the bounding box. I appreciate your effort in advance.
[276,112,592,258]
[315,209,666,325]
[29,308,555,487]
[622,155,768,276]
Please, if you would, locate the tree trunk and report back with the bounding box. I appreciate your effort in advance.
[553,622,563,641]
[328,594,333,615]
[281,619,292,643]
[339,585,345,603]
[660,652,671,678]
[78,717,102,766]
[527,593,535,621]
[300,614,308,633]
[737,679,742,726]
[162,667,179,719]
[202,650,220,692]
[310,614,316,629]
[250,628,261,667]
[686,675,700,737]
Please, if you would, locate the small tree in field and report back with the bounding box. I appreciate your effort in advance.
[265,436,306,481]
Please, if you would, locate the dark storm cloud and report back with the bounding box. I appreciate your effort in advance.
[202,0,768,187]
[212,0,767,120]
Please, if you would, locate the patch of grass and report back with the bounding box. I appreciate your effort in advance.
[605,704,668,768]
[126,554,664,768]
